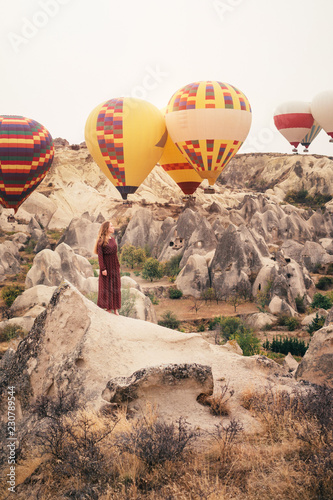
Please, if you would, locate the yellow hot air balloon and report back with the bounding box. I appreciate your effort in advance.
[85,97,167,199]
[158,108,202,196]
[165,81,252,187]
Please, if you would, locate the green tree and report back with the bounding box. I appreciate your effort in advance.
[311,292,332,310]
[142,257,164,282]
[120,244,146,269]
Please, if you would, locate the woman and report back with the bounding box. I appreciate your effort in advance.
[94,221,121,315]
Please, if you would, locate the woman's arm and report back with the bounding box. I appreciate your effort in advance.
[97,244,107,275]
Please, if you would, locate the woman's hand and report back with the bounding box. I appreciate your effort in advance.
[102,270,107,276]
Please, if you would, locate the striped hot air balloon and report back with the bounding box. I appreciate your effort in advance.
[301,120,322,152]
[273,101,314,152]
[158,108,202,196]
[85,98,167,200]
[0,115,54,213]
[165,81,252,188]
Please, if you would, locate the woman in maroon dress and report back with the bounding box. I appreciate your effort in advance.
[94,221,121,315]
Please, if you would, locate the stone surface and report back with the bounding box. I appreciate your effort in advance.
[295,325,333,387]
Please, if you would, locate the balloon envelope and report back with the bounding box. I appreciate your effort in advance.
[273,101,314,150]
[0,115,54,213]
[165,81,252,186]
[85,98,167,199]
[158,108,202,195]
[301,120,322,150]
[311,91,333,141]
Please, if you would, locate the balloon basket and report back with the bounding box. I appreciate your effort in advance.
[330,138,333,143]
[7,214,16,222]
[303,148,309,153]
[122,200,133,207]
[182,195,196,203]
[204,186,215,194]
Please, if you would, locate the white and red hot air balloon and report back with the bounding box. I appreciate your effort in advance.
[273,101,314,153]
[311,90,333,143]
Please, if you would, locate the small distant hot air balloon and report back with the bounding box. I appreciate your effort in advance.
[85,97,167,200]
[158,108,202,197]
[301,120,322,152]
[0,115,54,213]
[273,101,314,153]
[311,91,333,143]
[165,81,252,191]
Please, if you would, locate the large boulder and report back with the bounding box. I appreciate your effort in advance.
[175,254,211,298]
[210,224,269,299]
[10,285,57,314]
[0,282,298,434]
[25,243,94,291]
[157,208,217,265]
[295,325,333,387]
[120,207,163,254]
[57,215,101,257]
[0,241,22,282]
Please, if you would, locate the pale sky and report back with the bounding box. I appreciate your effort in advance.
[1,0,333,155]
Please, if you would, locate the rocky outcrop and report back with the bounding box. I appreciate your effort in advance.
[25,243,94,291]
[0,241,21,282]
[57,214,102,257]
[0,282,298,434]
[295,325,333,387]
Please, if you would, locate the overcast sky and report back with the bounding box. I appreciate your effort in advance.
[1,0,333,156]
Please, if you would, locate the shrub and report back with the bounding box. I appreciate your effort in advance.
[315,276,333,290]
[218,316,244,341]
[158,310,180,330]
[307,313,326,335]
[295,294,306,313]
[1,285,24,307]
[116,416,197,467]
[311,292,332,310]
[119,288,135,317]
[163,254,182,278]
[0,323,25,342]
[230,325,261,356]
[146,292,159,305]
[168,287,183,299]
[142,258,164,282]
[197,323,205,332]
[285,316,301,331]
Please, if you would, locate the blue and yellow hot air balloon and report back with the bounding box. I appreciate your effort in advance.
[85,97,167,199]
[165,81,252,188]
[158,108,202,196]
[301,120,322,152]
[0,115,54,213]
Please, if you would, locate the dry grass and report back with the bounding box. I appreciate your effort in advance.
[1,386,332,500]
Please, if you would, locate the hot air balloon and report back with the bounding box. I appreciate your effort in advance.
[158,108,202,197]
[311,91,333,143]
[85,97,167,200]
[165,81,252,191]
[0,115,54,213]
[273,101,314,153]
[301,120,322,152]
